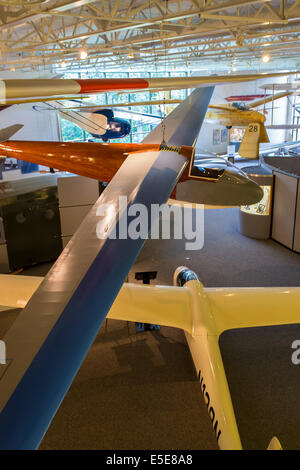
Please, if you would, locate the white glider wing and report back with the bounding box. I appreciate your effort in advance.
[0,86,213,450]
[0,72,295,103]
[1,271,298,450]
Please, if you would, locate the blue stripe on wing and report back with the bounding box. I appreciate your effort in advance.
[0,150,187,450]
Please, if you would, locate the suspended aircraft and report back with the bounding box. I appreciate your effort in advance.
[143,91,293,158]
[39,89,293,158]
[0,72,294,150]
[205,91,290,126]
[33,100,131,142]
[0,70,289,146]
[0,71,294,103]
[0,116,263,206]
[261,82,300,91]
[32,99,160,142]
[112,90,290,130]
[1,73,291,201]
[0,72,297,450]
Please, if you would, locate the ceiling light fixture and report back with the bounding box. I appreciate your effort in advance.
[79,49,88,60]
[262,54,270,63]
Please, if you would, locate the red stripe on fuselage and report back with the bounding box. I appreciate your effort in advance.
[76,78,149,93]
[225,95,270,102]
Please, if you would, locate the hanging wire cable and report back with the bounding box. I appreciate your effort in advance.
[0,0,48,4]
[148,0,170,144]
[148,0,165,143]
[160,0,170,145]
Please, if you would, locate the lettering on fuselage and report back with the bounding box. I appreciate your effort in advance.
[197,369,222,443]
[248,124,259,133]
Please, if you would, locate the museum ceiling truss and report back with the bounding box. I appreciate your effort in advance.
[0,0,299,71]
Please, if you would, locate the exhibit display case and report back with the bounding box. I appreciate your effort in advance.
[240,185,271,216]
[264,156,300,253]
[238,168,273,240]
[0,174,62,273]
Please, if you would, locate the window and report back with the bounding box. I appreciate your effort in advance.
[59,70,189,143]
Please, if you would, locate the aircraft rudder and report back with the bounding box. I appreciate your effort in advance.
[238,122,261,159]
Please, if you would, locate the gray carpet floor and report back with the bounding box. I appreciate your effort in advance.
[40,321,218,450]
[221,323,300,450]
[130,207,300,287]
[11,208,300,449]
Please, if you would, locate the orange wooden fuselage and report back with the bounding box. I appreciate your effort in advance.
[0,141,194,184]
[0,141,159,182]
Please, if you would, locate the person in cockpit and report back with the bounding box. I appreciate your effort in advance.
[57,104,131,142]
[91,109,131,142]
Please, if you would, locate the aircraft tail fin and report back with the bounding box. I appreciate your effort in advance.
[238,122,269,159]
[259,123,269,143]
[142,86,214,147]
[0,124,23,142]
[267,437,283,450]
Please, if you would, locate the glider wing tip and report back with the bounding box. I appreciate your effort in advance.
[267,436,283,450]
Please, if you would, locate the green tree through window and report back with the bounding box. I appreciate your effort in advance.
[60,70,188,143]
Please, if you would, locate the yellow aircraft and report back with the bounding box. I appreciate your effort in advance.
[204,91,292,158]
[205,91,290,127]
[111,90,292,159]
